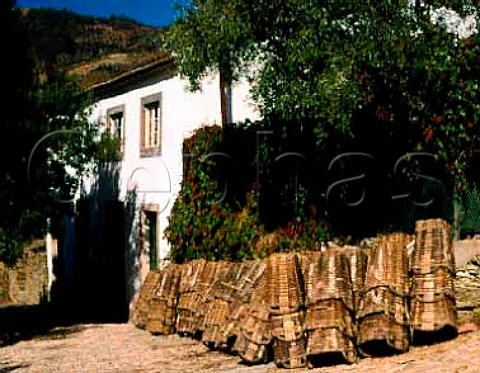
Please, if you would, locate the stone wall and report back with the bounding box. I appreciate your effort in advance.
[0,240,49,306]
[456,263,480,325]
[454,239,480,325]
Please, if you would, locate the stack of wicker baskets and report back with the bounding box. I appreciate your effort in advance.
[145,264,180,335]
[267,252,307,369]
[410,219,457,340]
[193,260,233,337]
[130,270,161,329]
[232,275,272,364]
[201,261,236,348]
[176,259,207,335]
[223,260,266,342]
[342,246,370,315]
[357,233,411,355]
[304,248,357,366]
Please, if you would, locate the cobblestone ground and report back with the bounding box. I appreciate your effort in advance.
[0,324,479,372]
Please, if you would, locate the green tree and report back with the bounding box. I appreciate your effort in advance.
[166,0,480,235]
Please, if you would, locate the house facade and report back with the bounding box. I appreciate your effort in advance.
[80,57,259,313]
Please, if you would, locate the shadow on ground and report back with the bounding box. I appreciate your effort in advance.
[0,304,102,347]
[0,363,31,372]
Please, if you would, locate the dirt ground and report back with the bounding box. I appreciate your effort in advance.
[0,323,479,372]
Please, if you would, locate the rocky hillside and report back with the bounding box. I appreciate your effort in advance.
[19,7,169,87]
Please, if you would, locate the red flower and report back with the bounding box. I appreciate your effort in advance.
[424,128,434,143]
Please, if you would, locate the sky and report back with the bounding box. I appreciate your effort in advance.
[16,0,187,27]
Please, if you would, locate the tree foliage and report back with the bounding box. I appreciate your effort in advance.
[166,0,480,190]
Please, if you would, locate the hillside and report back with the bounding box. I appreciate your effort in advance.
[19,7,169,88]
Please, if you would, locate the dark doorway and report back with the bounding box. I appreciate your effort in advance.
[101,200,128,322]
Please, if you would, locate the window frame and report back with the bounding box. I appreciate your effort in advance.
[106,104,126,157]
[140,93,162,158]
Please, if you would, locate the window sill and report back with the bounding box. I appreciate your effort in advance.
[140,147,162,158]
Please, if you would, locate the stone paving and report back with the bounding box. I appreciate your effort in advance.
[0,323,479,372]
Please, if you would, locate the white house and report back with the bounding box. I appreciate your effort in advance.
[80,56,259,313]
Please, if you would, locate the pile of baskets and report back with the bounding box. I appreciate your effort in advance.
[176,259,206,335]
[410,219,457,339]
[232,275,272,363]
[357,233,412,355]
[304,248,357,366]
[342,246,370,317]
[129,265,180,335]
[267,252,307,369]
[130,218,459,369]
[202,260,267,349]
[201,261,236,348]
[129,270,161,329]
[145,265,180,335]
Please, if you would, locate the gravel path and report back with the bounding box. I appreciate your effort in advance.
[0,324,479,372]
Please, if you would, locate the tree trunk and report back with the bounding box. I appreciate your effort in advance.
[219,70,227,125]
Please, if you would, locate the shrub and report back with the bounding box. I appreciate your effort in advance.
[165,125,265,263]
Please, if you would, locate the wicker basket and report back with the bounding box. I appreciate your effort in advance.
[223,301,247,340]
[410,267,455,302]
[144,266,180,335]
[234,301,272,364]
[202,298,232,348]
[195,260,226,294]
[357,312,410,354]
[306,249,354,311]
[305,299,355,338]
[224,261,249,283]
[176,291,204,335]
[234,332,271,364]
[146,299,177,335]
[273,337,307,369]
[298,250,322,285]
[410,219,457,340]
[176,308,199,335]
[306,327,357,364]
[223,271,267,343]
[412,219,455,274]
[343,246,369,313]
[133,244,461,365]
[271,310,305,341]
[179,259,206,294]
[357,286,410,326]
[241,303,271,343]
[130,270,161,329]
[364,233,411,297]
[182,261,232,334]
[267,252,305,315]
[233,273,273,364]
[236,260,267,302]
[410,295,457,332]
[152,265,180,307]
